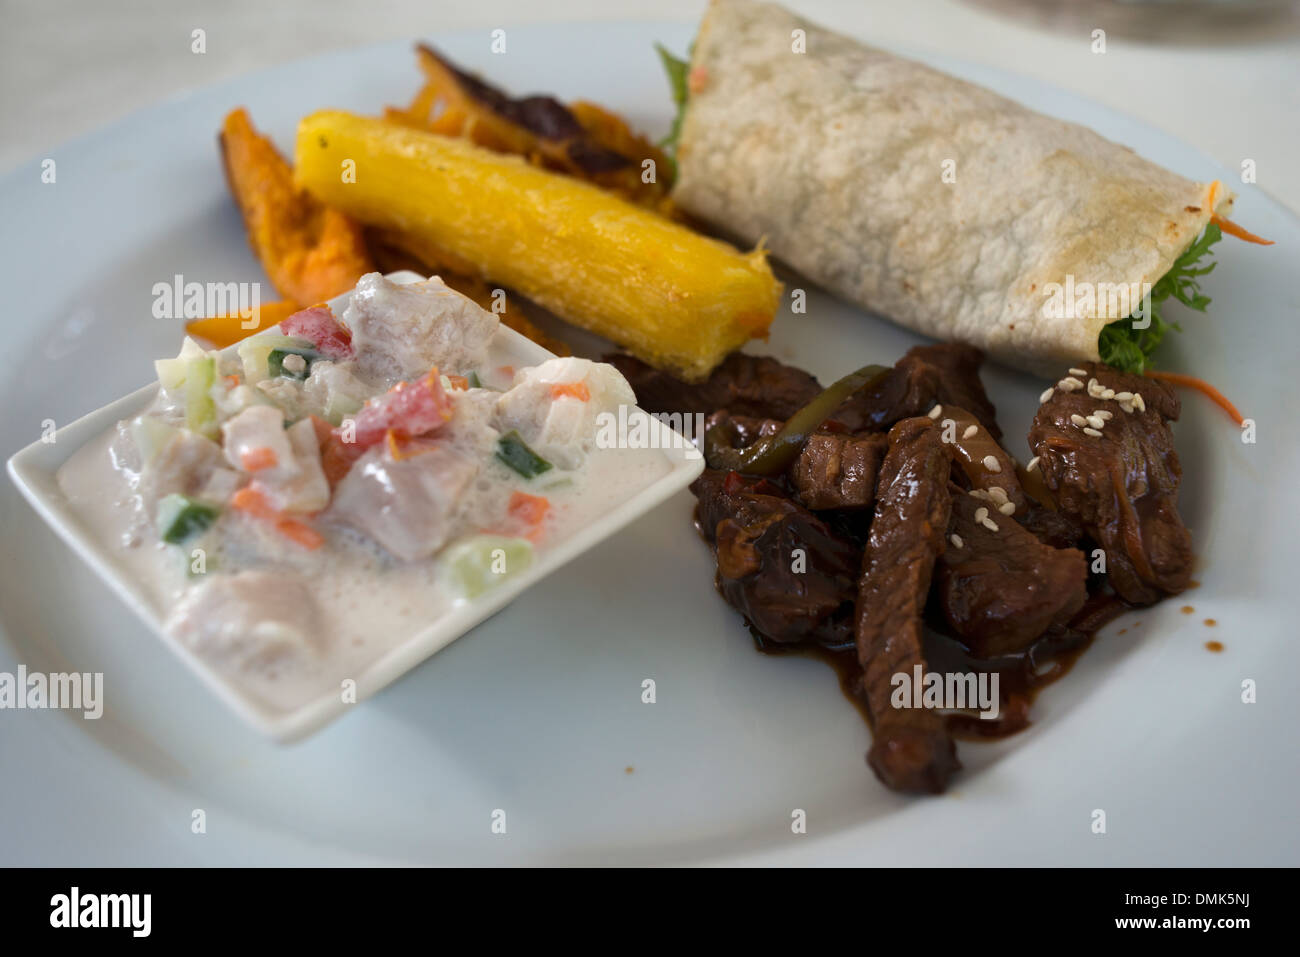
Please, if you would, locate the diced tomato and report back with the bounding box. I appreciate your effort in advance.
[231,484,324,549]
[320,435,364,486]
[240,446,278,472]
[308,414,334,447]
[338,368,454,450]
[550,381,590,402]
[281,304,353,359]
[507,491,550,542]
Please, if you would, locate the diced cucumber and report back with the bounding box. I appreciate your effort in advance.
[442,535,534,599]
[184,356,217,437]
[156,493,220,545]
[325,392,363,426]
[496,430,552,479]
[238,334,313,383]
[466,370,482,390]
[155,337,209,391]
[268,346,324,381]
[129,415,179,464]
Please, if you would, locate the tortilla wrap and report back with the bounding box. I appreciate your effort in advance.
[672,0,1234,375]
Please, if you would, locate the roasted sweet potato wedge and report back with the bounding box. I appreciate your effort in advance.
[219,107,374,305]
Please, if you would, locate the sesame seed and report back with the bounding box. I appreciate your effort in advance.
[962,424,978,439]
[998,501,1016,516]
[1086,415,1105,429]
[1060,377,1084,391]
[974,507,989,524]
[1026,455,1040,472]
[1133,393,1146,412]
[1083,427,1103,437]
[1101,389,1116,400]
[1039,387,1055,403]
[1096,410,1113,421]
[982,517,999,532]
[1114,391,1133,402]
[950,534,964,549]
[988,486,1008,504]
[982,455,1001,472]
[1119,401,1135,414]
[928,404,942,419]
[1069,367,1088,376]
[1070,414,1088,427]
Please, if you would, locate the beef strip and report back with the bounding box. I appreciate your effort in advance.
[1028,362,1191,605]
[854,417,959,793]
[1016,502,1085,550]
[936,484,1088,657]
[605,352,822,420]
[703,410,784,451]
[691,470,860,645]
[828,343,1000,439]
[906,343,1002,441]
[932,403,1084,549]
[791,431,889,510]
[931,404,1023,506]
[830,353,941,433]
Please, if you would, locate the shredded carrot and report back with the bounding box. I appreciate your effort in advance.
[224,374,241,388]
[446,374,469,390]
[550,381,590,402]
[231,485,276,519]
[231,485,324,548]
[240,447,278,472]
[384,428,438,461]
[497,365,515,379]
[1144,370,1244,426]
[274,518,325,550]
[1210,214,1274,246]
[507,490,550,541]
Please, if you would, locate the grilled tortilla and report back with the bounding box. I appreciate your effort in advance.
[672,0,1234,375]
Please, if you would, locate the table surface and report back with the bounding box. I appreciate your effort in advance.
[2,0,1298,213]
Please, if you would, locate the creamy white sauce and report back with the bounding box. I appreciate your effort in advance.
[59,408,671,715]
[54,276,673,715]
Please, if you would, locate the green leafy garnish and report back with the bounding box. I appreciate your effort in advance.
[1098,223,1221,373]
[655,43,691,176]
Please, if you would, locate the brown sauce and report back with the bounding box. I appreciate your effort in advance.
[1204,618,1217,627]
[755,592,1128,742]
[1205,640,1224,653]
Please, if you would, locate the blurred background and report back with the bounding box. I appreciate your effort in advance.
[2,0,1298,211]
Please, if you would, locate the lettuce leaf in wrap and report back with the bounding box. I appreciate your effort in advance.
[1099,223,1221,373]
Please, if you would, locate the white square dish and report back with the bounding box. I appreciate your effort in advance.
[7,271,704,741]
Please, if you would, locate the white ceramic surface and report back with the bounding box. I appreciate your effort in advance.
[0,22,1295,866]
[7,272,704,742]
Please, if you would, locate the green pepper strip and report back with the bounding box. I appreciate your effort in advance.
[703,364,891,475]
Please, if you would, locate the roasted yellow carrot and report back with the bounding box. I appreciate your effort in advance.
[294,110,780,382]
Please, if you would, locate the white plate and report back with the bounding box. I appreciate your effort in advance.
[0,21,1296,866]
[6,271,704,742]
